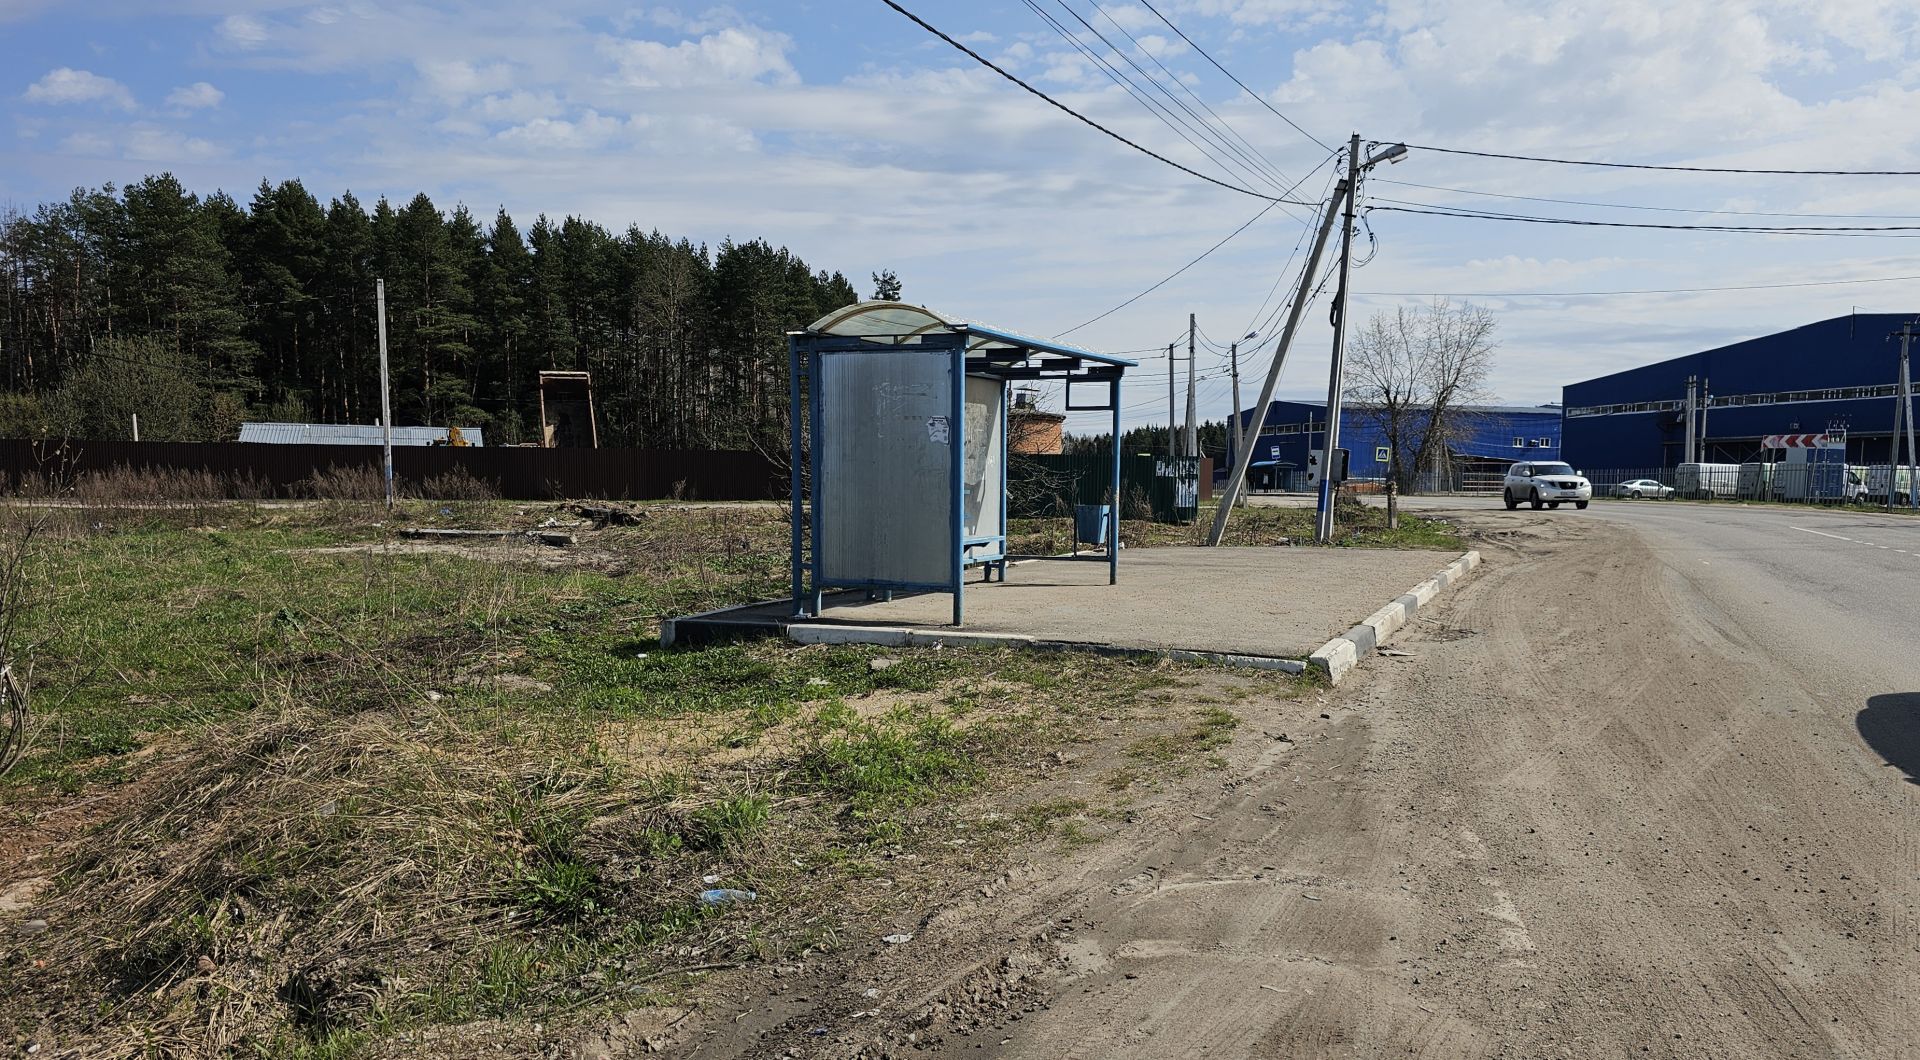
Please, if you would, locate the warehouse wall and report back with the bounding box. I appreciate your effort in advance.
[1562,313,1918,468]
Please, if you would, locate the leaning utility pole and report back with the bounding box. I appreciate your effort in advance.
[1229,341,1245,507]
[1207,176,1349,545]
[1313,133,1364,545]
[1185,313,1198,462]
[377,278,396,510]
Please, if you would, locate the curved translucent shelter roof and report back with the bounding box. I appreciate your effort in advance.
[803,301,1136,375]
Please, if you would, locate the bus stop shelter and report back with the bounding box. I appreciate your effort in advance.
[789,301,1135,626]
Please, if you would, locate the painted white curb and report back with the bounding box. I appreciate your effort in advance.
[1308,550,1480,684]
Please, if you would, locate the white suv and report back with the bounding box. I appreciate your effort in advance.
[1504,461,1592,511]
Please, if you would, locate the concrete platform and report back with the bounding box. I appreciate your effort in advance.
[666,546,1465,664]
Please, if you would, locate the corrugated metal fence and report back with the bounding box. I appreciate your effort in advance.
[0,439,785,501]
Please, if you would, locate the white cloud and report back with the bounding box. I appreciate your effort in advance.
[217,13,270,49]
[23,68,134,109]
[53,125,221,162]
[417,59,515,101]
[125,126,222,162]
[495,109,627,149]
[600,25,797,88]
[476,90,564,124]
[165,81,224,109]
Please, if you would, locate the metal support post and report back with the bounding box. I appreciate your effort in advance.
[1110,377,1122,585]
[376,278,395,510]
[1206,177,1347,545]
[1314,133,1364,545]
[789,337,806,615]
[950,346,966,626]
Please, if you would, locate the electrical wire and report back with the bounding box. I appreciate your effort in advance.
[1368,201,1920,236]
[1053,199,1283,337]
[1020,0,1296,203]
[1373,177,1920,222]
[1399,143,1920,176]
[879,0,1313,204]
[1052,148,1341,340]
[1134,0,1332,152]
[1351,273,1920,299]
[1085,0,1300,191]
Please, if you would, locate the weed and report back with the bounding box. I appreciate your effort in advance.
[694,793,772,849]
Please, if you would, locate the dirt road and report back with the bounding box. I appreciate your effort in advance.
[684,511,1917,1059]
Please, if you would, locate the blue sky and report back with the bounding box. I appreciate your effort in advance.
[7,0,1920,433]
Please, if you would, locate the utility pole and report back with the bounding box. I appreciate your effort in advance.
[1683,375,1696,466]
[1894,323,1919,511]
[1699,376,1711,463]
[131,413,139,443]
[1207,175,1349,545]
[377,277,395,510]
[1229,341,1244,507]
[1166,343,1177,458]
[1314,133,1364,545]
[1185,313,1198,465]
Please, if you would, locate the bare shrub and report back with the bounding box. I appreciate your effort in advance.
[0,497,46,780]
[304,464,387,502]
[418,466,500,501]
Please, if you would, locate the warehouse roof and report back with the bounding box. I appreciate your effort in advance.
[237,422,486,447]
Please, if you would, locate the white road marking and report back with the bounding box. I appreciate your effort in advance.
[1791,525,1918,557]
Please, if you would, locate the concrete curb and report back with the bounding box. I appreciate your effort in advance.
[1307,550,1481,684]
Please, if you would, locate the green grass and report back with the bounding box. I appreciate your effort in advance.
[0,500,1301,1057]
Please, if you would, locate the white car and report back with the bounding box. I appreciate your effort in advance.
[1503,461,1592,510]
[1614,478,1674,499]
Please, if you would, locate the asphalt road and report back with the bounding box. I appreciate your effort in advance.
[961,497,1920,1058]
[1446,498,1920,688]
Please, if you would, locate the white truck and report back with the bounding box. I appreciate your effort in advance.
[1675,463,1739,499]
[1866,465,1919,505]
[1776,448,1865,502]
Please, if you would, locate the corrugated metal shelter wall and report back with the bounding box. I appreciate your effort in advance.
[1562,313,1919,468]
[0,440,783,500]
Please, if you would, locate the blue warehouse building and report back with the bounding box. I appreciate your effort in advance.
[1227,399,1565,491]
[1561,313,1919,469]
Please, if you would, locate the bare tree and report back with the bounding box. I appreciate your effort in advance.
[1348,299,1497,526]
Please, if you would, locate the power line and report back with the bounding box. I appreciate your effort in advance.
[1134,0,1332,152]
[879,0,1314,204]
[1400,143,1920,176]
[1053,199,1283,337]
[1085,1,1299,191]
[1374,177,1920,221]
[1368,202,1920,236]
[1019,0,1295,202]
[1352,273,1920,299]
[1053,148,1341,340]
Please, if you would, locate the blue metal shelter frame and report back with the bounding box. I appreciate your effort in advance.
[789,304,1135,626]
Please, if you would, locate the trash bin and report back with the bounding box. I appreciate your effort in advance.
[1074,504,1111,546]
